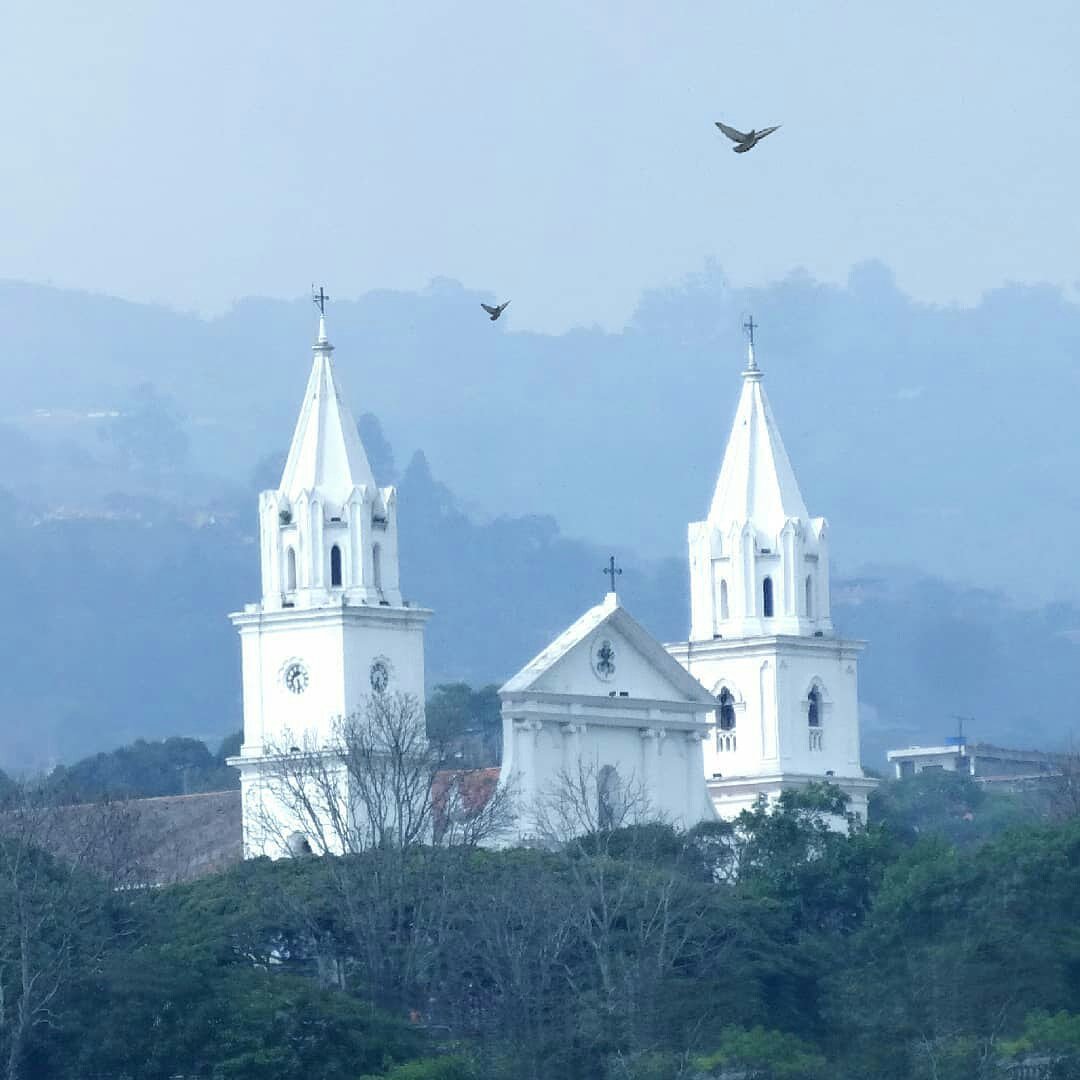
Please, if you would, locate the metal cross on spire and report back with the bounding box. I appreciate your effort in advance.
[312,284,330,316]
[603,555,623,596]
[743,315,759,372]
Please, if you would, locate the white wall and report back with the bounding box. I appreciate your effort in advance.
[234,606,429,757]
[674,636,863,782]
[341,616,426,714]
[500,699,714,836]
[238,617,350,752]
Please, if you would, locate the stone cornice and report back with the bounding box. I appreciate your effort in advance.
[500,692,711,731]
[667,633,865,663]
[229,603,432,633]
[706,771,879,792]
[500,688,710,715]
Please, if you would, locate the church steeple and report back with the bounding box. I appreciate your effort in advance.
[707,330,810,535]
[230,297,432,857]
[277,315,377,504]
[670,319,872,825]
[688,323,831,640]
[257,308,402,609]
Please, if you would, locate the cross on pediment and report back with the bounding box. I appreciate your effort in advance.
[603,555,622,596]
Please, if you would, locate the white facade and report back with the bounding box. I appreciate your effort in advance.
[497,593,718,841]
[229,315,430,857]
[668,337,876,822]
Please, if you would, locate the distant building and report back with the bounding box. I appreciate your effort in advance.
[887,737,1066,787]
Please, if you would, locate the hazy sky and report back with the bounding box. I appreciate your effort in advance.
[1,1,1077,332]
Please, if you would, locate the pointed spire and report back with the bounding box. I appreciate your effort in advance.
[278,314,377,504]
[708,322,808,530]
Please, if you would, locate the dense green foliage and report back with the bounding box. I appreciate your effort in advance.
[424,682,502,767]
[868,765,1051,845]
[3,773,1080,1078]
[39,733,241,802]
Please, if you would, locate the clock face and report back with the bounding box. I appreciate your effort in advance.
[369,658,391,694]
[282,661,310,695]
[591,636,616,682]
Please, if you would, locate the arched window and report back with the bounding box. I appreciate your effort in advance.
[372,543,382,591]
[762,576,774,618]
[597,765,619,830]
[720,579,730,620]
[808,686,821,727]
[718,687,736,731]
[330,544,343,587]
[286,547,297,591]
[805,575,813,618]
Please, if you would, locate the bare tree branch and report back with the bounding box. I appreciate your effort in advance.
[252,691,515,857]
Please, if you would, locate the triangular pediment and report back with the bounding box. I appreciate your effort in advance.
[501,597,715,705]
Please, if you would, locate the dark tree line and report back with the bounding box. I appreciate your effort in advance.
[2,682,500,809]
[3,771,1080,1078]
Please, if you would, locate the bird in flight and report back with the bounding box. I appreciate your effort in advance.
[714,121,781,153]
[481,301,511,321]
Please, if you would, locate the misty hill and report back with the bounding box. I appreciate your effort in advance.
[4,266,1080,606]
[2,411,1078,772]
[3,269,1080,771]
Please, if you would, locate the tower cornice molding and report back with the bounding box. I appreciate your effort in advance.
[706,772,879,792]
[667,634,865,662]
[230,603,432,633]
[500,692,710,726]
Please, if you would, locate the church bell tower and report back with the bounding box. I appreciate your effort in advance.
[229,299,431,856]
[668,322,876,821]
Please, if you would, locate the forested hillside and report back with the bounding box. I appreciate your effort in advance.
[5,268,1080,771]
[6,269,1080,600]
[3,420,1077,772]
[4,774,1080,1079]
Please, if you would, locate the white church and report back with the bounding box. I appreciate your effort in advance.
[229,311,875,855]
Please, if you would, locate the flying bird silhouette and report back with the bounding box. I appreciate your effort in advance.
[481,301,511,321]
[714,121,781,153]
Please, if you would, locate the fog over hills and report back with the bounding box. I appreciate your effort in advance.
[2,266,1079,770]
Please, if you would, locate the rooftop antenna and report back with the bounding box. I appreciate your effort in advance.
[950,714,974,743]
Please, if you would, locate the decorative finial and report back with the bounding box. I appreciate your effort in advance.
[742,315,761,376]
[311,285,333,351]
[603,554,623,598]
